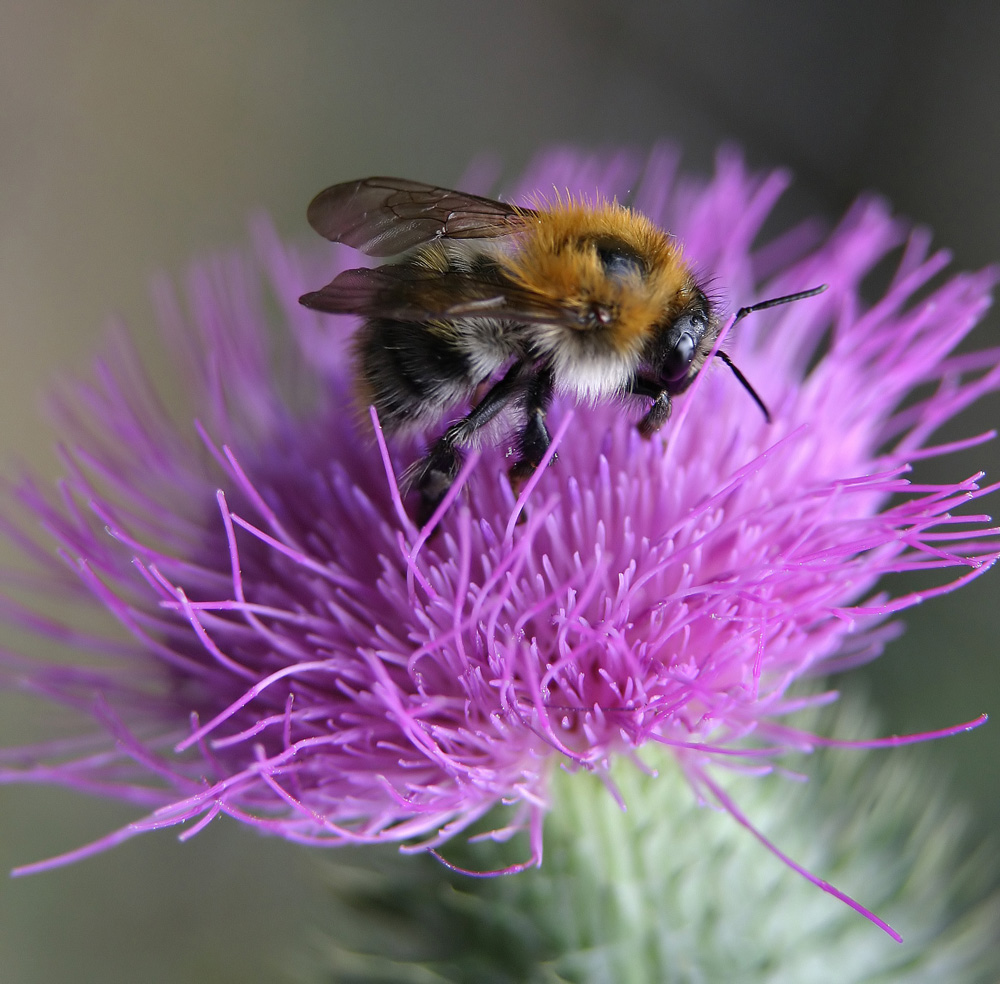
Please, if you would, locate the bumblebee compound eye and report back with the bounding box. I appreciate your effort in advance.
[660,330,696,382]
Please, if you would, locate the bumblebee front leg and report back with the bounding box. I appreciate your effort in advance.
[410,361,527,524]
[508,365,555,493]
[629,376,672,438]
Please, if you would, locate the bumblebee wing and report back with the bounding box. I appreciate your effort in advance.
[300,265,567,324]
[306,177,532,257]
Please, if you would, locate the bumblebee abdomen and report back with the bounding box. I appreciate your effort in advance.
[355,318,479,432]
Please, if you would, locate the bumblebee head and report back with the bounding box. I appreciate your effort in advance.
[647,291,716,387]
[658,299,714,386]
[647,289,772,421]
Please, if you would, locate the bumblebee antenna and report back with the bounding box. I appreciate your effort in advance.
[716,350,772,422]
[716,284,828,423]
[731,284,828,329]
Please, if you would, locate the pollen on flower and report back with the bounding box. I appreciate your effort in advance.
[1,146,998,942]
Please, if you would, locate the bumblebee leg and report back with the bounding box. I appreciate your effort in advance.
[638,392,672,437]
[411,362,527,524]
[629,376,672,438]
[410,440,464,526]
[508,366,556,493]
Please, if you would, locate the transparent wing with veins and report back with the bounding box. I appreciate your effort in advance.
[306,176,534,257]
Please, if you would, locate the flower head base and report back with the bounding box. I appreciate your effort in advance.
[2,148,998,937]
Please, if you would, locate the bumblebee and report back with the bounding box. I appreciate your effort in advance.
[299,177,824,521]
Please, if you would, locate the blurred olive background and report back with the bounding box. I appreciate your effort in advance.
[1,2,997,981]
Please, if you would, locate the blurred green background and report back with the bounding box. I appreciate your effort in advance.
[0,2,997,980]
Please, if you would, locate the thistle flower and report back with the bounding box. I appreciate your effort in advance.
[1,147,998,941]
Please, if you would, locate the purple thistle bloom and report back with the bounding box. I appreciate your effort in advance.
[2,146,998,938]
